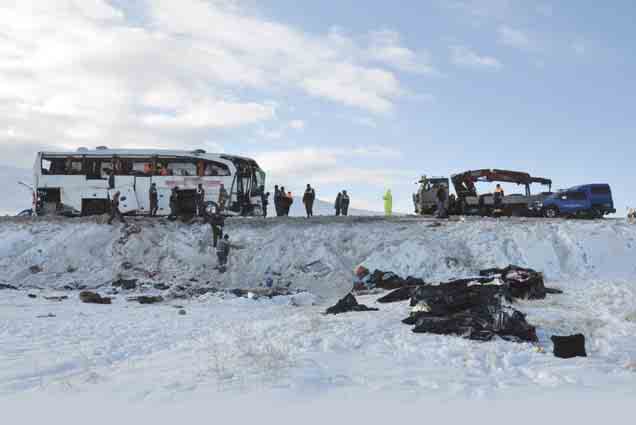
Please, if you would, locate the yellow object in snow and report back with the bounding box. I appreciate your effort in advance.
[383,189,393,216]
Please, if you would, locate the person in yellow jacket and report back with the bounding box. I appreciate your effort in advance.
[383,189,393,216]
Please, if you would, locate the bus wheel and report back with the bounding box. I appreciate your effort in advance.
[544,207,559,218]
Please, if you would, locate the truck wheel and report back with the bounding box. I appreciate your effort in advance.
[591,208,603,219]
[544,207,559,218]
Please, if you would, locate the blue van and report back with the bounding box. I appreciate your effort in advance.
[540,184,615,218]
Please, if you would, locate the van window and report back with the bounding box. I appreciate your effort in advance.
[591,186,610,195]
[566,191,587,201]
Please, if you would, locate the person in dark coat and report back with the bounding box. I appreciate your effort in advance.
[169,187,180,220]
[149,183,158,217]
[216,234,231,272]
[302,184,316,218]
[261,192,270,218]
[107,170,115,190]
[340,190,350,216]
[274,185,281,216]
[279,186,288,216]
[335,192,342,216]
[196,183,206,217]
[107,191,126,225]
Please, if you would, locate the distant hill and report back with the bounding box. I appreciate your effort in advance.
[0,165,32,215]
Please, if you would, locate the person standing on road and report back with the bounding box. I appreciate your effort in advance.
[261,192,270,218]
[335,192,342,216]
[274,185,281,216]
[383,189,393,217]
[218,183,229,212]
[107,191,126,225]
[303,184,316,218]
[196,183,206,217]
[435,184,448,218]
[285,191,293,216]
[169,187,180,220]
[341,190,350,216]
[107,170,115,190]
[494,184,504,208]
[149,183,158,217]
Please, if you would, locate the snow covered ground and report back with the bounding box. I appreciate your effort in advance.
[1,216,635,420]
[0,165,32,215]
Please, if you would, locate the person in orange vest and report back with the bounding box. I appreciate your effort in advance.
[494,184,504,208]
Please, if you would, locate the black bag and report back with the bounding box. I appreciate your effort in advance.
[551,334,587,359]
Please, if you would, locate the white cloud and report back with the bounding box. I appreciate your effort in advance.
[367,30,436,74]
[498,25,534,50]
[450,45,502,70]
[0,0,429,158]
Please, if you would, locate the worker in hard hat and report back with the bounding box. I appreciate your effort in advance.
[383,189,393,216]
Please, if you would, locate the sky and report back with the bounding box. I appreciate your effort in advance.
[0,0,634,213]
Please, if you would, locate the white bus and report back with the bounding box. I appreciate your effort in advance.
[33,147,266,217]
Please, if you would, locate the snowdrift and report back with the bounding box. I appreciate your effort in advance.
[1,216,635,301]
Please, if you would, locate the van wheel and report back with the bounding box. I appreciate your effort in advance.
[544,207,559,218]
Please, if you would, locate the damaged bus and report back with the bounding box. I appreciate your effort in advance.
[33,148,266,217]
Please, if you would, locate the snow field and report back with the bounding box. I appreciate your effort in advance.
[1,216,636,406]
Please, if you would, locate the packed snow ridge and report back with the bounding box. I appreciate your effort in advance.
[1,216,635,298]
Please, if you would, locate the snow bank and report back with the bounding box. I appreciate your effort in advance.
[1,217,635,300]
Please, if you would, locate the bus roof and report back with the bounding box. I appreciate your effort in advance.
[38,148,257,164]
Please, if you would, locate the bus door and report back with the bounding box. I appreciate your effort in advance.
[135,176,152,214]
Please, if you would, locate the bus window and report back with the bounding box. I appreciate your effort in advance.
[203,161,230,176]
[168,161,197,176]
[132,161,153,176]
[41,158,53,175]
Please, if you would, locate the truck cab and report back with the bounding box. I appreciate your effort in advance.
[541,184,615,218]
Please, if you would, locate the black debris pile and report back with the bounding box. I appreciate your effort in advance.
[479,265,562,300]
[228,287,300,299]
[0,283,19,290]
[355,266,427,291]
[112,278,138,290]
[325,293,379,315]
[79,291,111,305]
[127,295,164,304]
[403,278,538,343]
[377,286,416,303]
[551,334,587,359]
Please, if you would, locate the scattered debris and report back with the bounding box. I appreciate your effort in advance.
[112,278,138,290]
[121,261,134,270]
[551,334,587,359]
[37,313,56,319]
[153,283,171,291]
[325,293,379,315]
[28,294,37,299]
[29,265,43,274]
[79,291,112,305]
[66,265,77,273]
[178,309,186,315]
[127,295,164,304]
[0,284,18,290]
